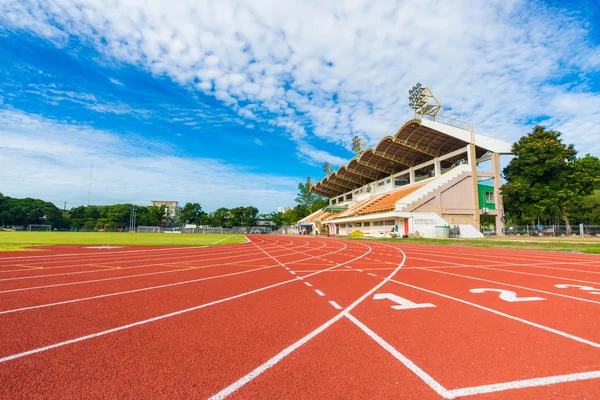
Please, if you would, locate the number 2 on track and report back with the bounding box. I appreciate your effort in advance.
[555,284,600,294]
[469,288,546,302]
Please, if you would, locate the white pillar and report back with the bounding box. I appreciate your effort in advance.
[409,168,415,184]
[468,143,480,232]
[466,144,473,165]
[434,158,441,177]
[491,152,504,236]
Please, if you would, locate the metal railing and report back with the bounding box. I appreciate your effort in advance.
[501,224,600,238]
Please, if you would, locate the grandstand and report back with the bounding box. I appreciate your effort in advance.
[300,87,512,238]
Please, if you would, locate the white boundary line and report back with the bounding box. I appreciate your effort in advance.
[346,313,446,397]
[212,235,235,245]
[207,242,406,399]
[445,370,600,398]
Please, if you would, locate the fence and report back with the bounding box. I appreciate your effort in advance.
[136,226,262,234]
[501,224,600,238]
[271,226,294,235]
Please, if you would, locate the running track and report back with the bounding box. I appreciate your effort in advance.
[0,235,599,399]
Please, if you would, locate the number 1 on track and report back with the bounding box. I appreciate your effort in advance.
[373,293,436,310]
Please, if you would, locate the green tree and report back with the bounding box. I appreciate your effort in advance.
[210,207,231,228]
[146,205,166,226]
[577,190,600,225]
[502,126,600,234]
[295,177,328,213]
[178,202,205,226]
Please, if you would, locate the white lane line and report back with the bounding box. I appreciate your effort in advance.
[0,246,202,262]
[348,312,600,399]
[289,271,296,275]
[388,278,600,348]
[345,266,352,269]
[0,276,300,364]
[445,370,600,399]
[356,269,363,272]
[284,267,290,270]
[0,249,309,294]
[418,268,600,306]
[346,313,446,397]
[4,236,317,272]
[0,244,304,281]
[367,273,376,277]
[329,301,342,310]
[0,240,330,292]
[211,236,235,245]
[0,243,262,272]
[0,239,373,364]
[475,265,600,285]
[314,289,325,296]
[208,243,406,400]
[304,282,313,287]
[0,265,277,315]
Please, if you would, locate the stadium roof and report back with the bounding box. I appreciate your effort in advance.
[312,117,512,198]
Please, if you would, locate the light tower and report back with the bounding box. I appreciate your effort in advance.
[408,83,441,119]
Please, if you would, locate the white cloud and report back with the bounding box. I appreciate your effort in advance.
[109,77,124,86]
[253,138,263,146]
[1,0,600,161]
[0,109,299,212]
[24,83,151,117]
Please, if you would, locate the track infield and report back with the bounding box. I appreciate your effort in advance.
[1,235,599,399]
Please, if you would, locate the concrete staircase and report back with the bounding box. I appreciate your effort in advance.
[396,165,471,212]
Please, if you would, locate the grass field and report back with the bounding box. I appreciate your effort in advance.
[347,236,600,254]
[0,231,247,251]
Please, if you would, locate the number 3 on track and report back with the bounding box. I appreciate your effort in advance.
[373,293,436,310]
[555,284,600,294]
[469,288,546,302]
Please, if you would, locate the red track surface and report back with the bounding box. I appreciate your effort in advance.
[1,236,599,399]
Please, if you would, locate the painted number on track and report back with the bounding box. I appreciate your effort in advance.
[555,284,600,294]
[469,288,546,302]
[373,293,436,310]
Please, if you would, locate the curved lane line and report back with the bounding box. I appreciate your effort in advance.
[208,241,405,400]
[0,238,372,364]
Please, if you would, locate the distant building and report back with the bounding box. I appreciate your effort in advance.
[277,207,292,213]
[150,200,179,219]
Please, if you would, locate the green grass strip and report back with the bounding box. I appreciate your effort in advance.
[0,232,247,251]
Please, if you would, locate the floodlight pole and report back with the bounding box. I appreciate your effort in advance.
[129,205,137,233]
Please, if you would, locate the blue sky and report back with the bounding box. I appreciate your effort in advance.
[1,0,599,213]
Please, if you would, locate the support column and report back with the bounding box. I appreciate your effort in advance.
[409,167,415,184]
[434,157,441,177]
[491,152,505,236]
[466,144,473,165]
[468,143,480,231]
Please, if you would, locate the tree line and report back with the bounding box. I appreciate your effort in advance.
[0,195,264,231]
[501,126,600,233]
[0,179,326,231]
